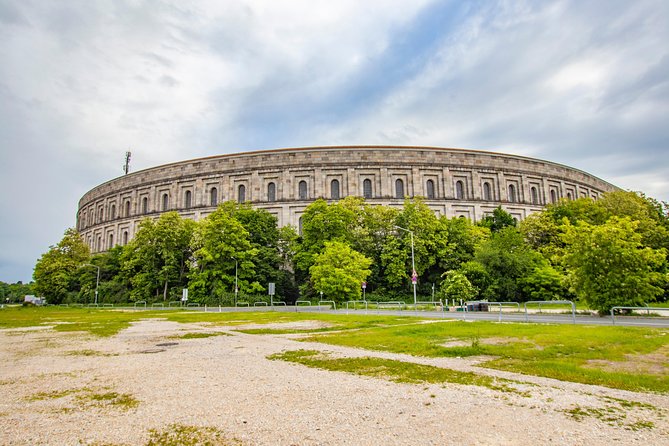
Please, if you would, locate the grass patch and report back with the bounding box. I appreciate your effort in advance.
[26,388,79,401]
[562,398,659,431]
[78,391,140,410]
[304,321,669,393]
[147,424,240,446]
[26,387,139,411]
[268,349,525,394]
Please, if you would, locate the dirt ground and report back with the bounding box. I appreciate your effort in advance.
[1,319,668,445]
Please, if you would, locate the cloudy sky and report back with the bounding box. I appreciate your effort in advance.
[1,0,668,282]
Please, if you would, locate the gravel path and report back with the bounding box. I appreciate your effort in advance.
[1,319,668,445]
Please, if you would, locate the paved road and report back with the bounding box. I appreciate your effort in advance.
[191,305,669,328]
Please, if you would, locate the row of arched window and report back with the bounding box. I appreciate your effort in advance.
[88,230,130,252]
[81,178,578,230]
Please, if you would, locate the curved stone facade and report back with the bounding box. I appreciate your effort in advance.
[77,146,617,253]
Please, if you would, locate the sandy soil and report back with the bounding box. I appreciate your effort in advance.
[1,319,668,445]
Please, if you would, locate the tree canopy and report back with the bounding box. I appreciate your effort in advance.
[30,191,669,313]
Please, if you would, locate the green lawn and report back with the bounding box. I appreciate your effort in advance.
[0,306,410,337]
[303,321,669,393]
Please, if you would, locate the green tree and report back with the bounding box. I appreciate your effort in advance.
[521,264,566,301]
[78,246,129,304]
[561,216,667,314]
[188,206,261,303]
[120,212,195,301]
[309,241,372,303]
[296,198,358,274]
[0,281,34,303]
[479,206,517,232]
[458,261,491,300]
[33,228,90,304]
[388,198,451,292]
[440,217,490,272]
[474,227,544,302]
[439,270,477,302]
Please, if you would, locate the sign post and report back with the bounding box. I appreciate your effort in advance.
[268,282,275,306]
[181,288,188,306]
[362,281,367,301]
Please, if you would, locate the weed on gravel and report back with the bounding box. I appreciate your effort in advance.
[172,332,232,339]
[64,349,119,357]
[562,396,663,431]
[25,387,139,411]
[146,424,241,446]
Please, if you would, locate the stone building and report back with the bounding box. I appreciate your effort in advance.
[77,145,617,253]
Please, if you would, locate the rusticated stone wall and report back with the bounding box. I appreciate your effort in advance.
[77,146,617,252]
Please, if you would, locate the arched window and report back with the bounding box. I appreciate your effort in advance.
[566,192,572,200]
[162,194,169,211]
[298,216,303,236]
[455,181,464,200]
[108,234,113,249]
[267,182,276,202]
[110,204,116,219]
[508,185,516,203]
[238,184,246,203]
[298,181,308,200]
[184,190,192,209]
[125,200,131,217]
[395,179,404,199]
[531,187,539,205]
[363,179,372,199]
[122,231,128,245]
[142,197,148,214]
[483,182,492,201]
[331,179,340,200]
[97,236,102,252]
[426,180,435,199]
[550,189,557,203]
[210,188,218,206]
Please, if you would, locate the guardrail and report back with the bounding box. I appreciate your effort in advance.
[253,302,268,307]
[463,301,520,322]
[346,300,368,314]
[415,301,443,310]
[236,302,250,307]
[134,301,147,309]
[376,301,405,311]
[319,300,336,310]
[611,306,669,325]
[524,300,575,324]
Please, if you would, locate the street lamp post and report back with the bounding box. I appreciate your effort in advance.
[393,225,416,307]
[232,257,238,306]
[84,264,100,305]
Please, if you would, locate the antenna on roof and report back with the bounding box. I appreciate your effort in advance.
[123,151,131,175]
